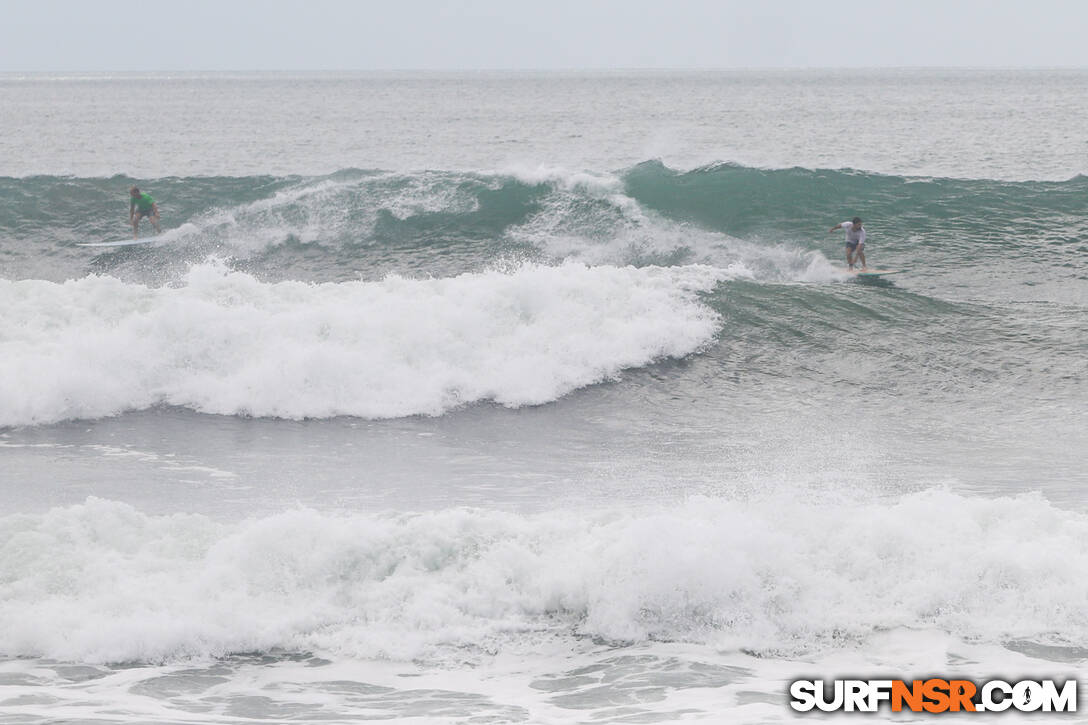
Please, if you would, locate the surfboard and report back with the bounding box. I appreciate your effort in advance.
[77,235,164,248]
[849,268,900,278]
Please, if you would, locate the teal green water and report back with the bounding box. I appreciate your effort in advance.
[4,164,1087,277]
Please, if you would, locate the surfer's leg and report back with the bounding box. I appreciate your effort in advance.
[857,245,866,269]
[132,214,139,239]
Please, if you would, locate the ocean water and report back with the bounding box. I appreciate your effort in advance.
[1,70,1087,723]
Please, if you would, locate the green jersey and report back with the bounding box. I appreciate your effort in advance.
[131,193,155,212]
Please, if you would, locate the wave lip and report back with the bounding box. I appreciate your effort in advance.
[0,260,726,427]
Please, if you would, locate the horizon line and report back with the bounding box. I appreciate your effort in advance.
[3,65,1088,74]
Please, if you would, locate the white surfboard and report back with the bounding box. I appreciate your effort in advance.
[78,222,198,248]
[77,234,165,248]
[848,268,901,278]
[77,236,164,250]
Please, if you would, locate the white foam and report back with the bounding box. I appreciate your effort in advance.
[497,164,625,195]
[180,172,488,254]
[0,260,725,426]
[1,490,1085,664]
[197,177,370,252]
[506,186,836,283]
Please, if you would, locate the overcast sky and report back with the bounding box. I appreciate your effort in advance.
[2,0,1086,71]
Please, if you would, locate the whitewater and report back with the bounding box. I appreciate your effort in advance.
[2,70,1087,723]
[1,262,727,425]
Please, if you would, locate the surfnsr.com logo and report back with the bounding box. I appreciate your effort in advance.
[789,679,1078,713]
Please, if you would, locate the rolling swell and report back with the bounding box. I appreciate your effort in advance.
[708,280,1087,406]
[3,164,1085,279]
[623,161,1088,258]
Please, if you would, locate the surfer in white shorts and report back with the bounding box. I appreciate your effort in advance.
[828,216,866,270]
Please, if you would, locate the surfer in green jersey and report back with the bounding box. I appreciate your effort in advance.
[129,186,161,238]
